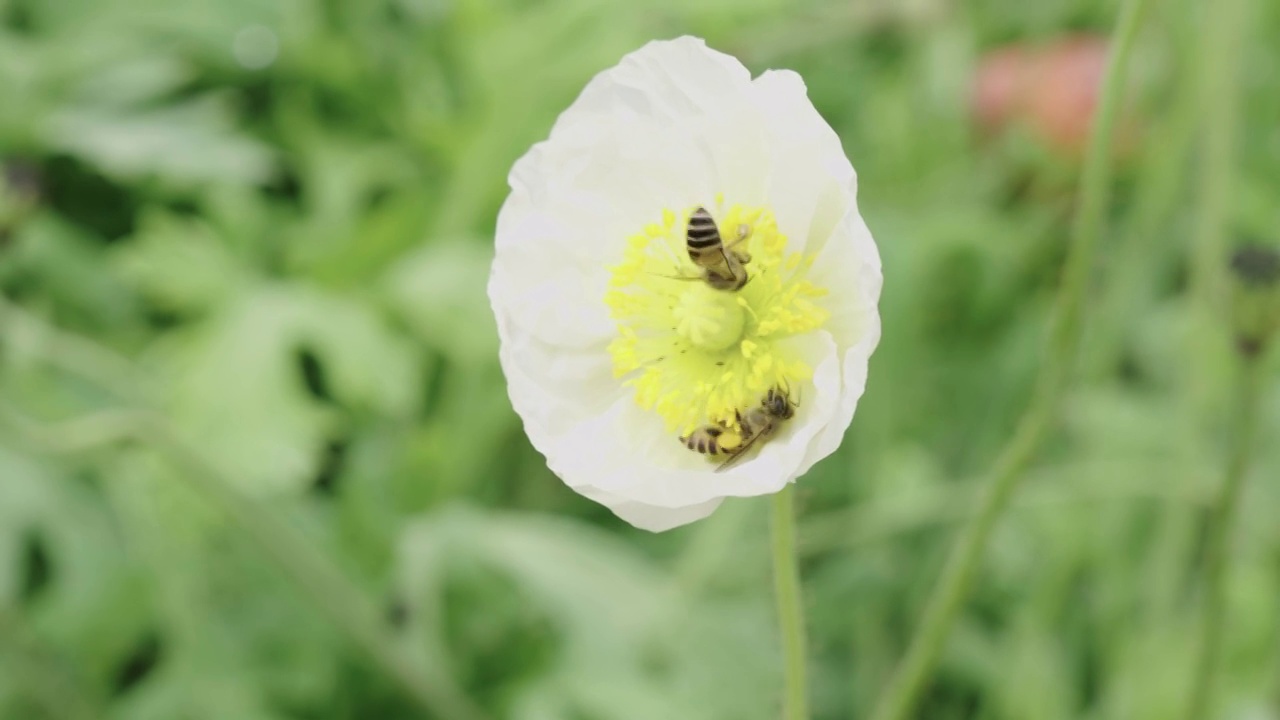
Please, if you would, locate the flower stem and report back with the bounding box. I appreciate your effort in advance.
[771,484,809,720]
[867,0,1150,718]
[1184,0,1254,714]
[1188,0,1250,316]
[1183,354,1265,718]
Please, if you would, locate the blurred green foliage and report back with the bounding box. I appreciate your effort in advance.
[2,0,1280,718]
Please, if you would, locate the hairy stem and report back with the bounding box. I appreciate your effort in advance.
[772,484,810,720]
[1182,0,1255,710]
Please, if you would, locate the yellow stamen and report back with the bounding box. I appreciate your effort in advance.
[604,203,829,434]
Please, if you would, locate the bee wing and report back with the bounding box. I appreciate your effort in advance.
[715,247,734,268]
[691,245,734,275]
[715,431,764,473]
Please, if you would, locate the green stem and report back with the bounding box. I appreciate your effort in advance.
[1182,0,1252,715]
[867,1,1150,718]
[1188,0,1249,315]
[772,484,809,720]
[1184,355,1265,719]
[800,460,1212,556]
[1185,0,1251,427]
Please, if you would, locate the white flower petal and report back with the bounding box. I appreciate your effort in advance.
[502,37,767,268]
[497,312,621,442]
[549,37,767,209]
[576,485,724,532]
[749,69,857,255]
[490,184,616,349]
[801,210,883,474]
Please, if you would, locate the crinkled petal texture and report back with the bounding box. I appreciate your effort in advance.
[490,37,882,532]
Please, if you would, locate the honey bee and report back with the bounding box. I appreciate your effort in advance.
[686,206,751,291]
[680,385,798,471]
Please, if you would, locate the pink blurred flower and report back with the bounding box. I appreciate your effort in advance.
[972,35,1131,159]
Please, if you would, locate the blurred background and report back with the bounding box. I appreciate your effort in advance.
[2,0,1279,718]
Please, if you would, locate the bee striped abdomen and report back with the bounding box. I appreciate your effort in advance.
[680,424,744,456]
[686,207,723,261]
[685,206,750,291]
[683,425,722,454]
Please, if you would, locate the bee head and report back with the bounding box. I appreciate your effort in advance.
[764,387,794,419]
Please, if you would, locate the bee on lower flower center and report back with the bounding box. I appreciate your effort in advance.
[680,385,798,471]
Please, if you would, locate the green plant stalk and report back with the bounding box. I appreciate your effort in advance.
[1183,356,1264,719]
[0,403,485,720]
[799,460,1213,555]
[772,484,809,720]
[1182,1,1252,716]
[1185,0,1251,435]
[1188,0,1248,319]
[867,1,1151,718]
[1085,56,1199,380]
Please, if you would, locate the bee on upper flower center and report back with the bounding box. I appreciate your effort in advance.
[686,206,752,291]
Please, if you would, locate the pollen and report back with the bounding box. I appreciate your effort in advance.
[604,203,829,434]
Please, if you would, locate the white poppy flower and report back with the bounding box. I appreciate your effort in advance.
[490,36,882,532]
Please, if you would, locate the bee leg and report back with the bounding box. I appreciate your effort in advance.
[705,270,736,291]
[726,227,751,263]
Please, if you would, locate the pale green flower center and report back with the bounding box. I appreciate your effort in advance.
[673,283,746,352]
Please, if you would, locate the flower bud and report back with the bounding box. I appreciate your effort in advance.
[0,160,41,246]
[1229,244,1280,357]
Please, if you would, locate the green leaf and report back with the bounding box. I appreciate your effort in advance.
[44,96,275,186]
[151,284,420,495]
[111,209,246,315]
[384,239,497,364]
